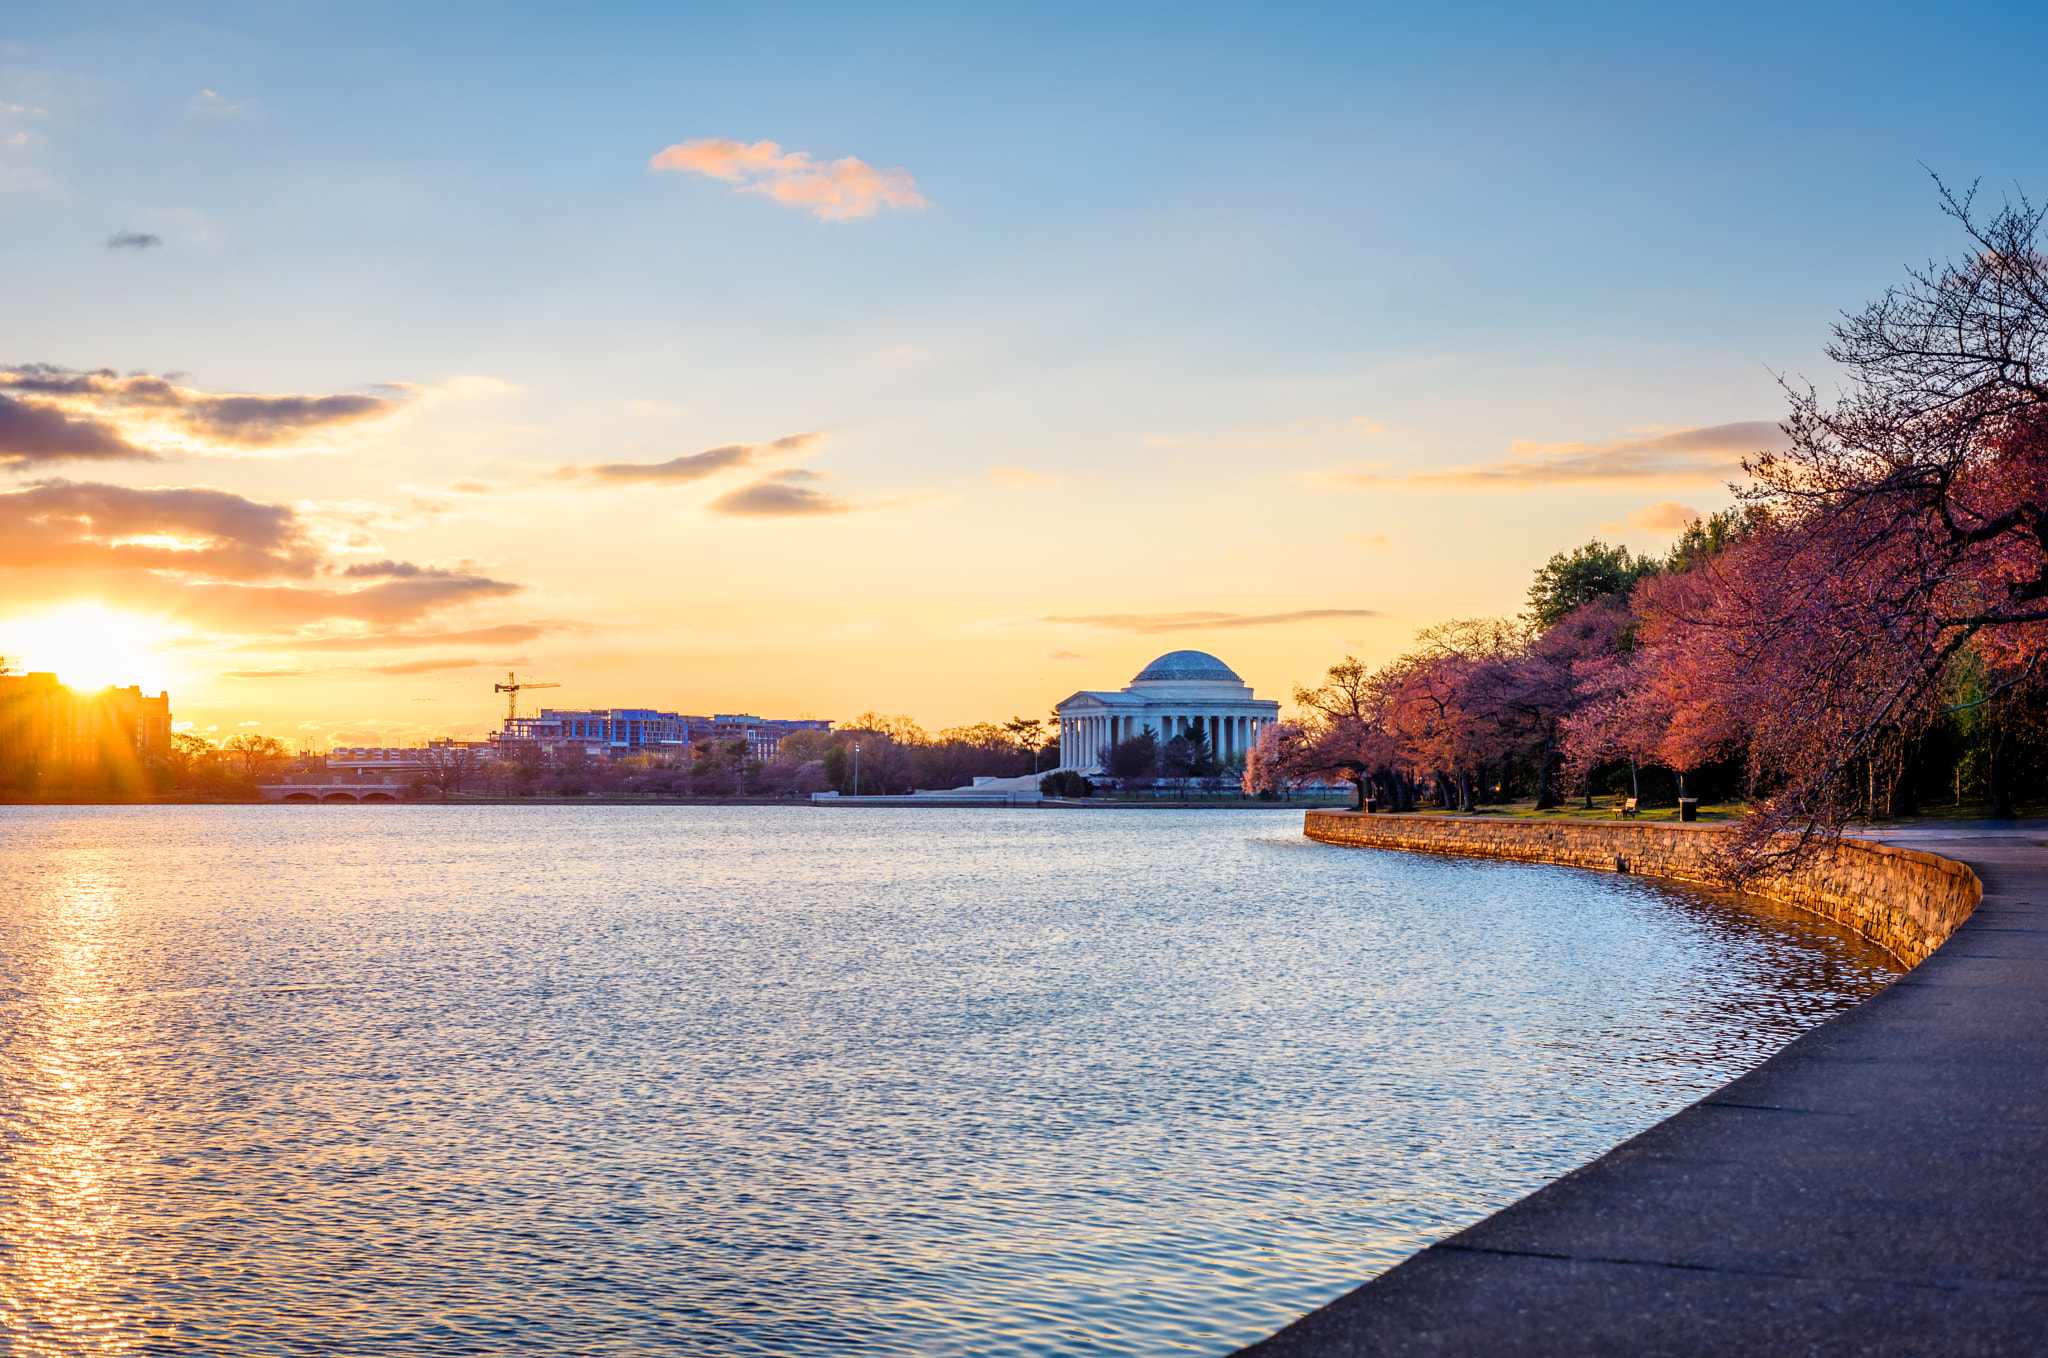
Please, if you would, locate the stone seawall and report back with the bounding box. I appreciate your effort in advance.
[1303,811,1981,967]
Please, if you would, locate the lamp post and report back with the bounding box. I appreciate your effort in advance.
[853,741,860,798]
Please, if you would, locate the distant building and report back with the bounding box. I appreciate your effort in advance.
[690,715,833,762]
[327,746,430,775]
[0,672,172,789]
[1053,651,1278,773]
[488,708,831,761]
[494,708,692,757]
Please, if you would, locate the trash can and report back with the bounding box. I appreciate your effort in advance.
[1678,798,1698,822]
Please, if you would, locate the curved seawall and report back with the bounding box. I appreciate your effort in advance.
[1302,810,1979,966]
[1242,818,2047,1356]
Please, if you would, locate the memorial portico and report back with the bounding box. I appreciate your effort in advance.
[1054,650,1281,773]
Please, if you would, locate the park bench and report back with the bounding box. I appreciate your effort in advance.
[1619,796,1639,818]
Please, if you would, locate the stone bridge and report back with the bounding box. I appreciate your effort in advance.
[262,779,414,803]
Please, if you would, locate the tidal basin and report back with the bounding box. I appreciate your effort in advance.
[0,805,1897,1355]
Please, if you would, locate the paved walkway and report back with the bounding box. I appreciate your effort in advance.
[1236,823,2048,1356]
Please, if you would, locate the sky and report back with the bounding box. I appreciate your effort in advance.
[3,0,2045,746]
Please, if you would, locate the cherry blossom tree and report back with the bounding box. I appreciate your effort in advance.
[1647,180,2048,864]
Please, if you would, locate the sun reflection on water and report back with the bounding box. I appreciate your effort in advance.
[1,867,138,1356]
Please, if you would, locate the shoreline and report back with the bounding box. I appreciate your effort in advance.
[1240,816,2045,1354]
[1299,810,1979,967]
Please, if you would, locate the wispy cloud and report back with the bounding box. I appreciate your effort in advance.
[709,481,850,516]
[1,101,53,198]
[988,466,1063,487]
[555,431,824,486]
[1043,608,1379,634]
[369,657,486,676]
[169,574,521,629]
[1342,532,1392,551]
[187,89,253,118]
[1338,421,1785,491]
[339,559,474,580]
[650,138,928,221]
[106,230,161,250]
[1600,500,1703,534]
[1043,648,1086,661]
[0,363,402,465]
[280,624,549,652]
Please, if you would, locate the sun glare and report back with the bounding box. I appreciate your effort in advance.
[1,605,180,693]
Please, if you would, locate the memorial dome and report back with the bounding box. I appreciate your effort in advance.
[1131,650,1242,684]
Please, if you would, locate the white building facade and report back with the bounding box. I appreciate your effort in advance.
[1053,650,1281,773]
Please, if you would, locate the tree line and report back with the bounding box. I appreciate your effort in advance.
[484,714,1061,798]
[1254,179,2048,872]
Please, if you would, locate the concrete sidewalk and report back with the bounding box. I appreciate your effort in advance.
[1236,825,2048,1356]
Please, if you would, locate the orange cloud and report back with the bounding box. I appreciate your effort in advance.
[0,479,521,633]
[709,481,850,516]
[0,479,318,578]
[1042,608,1379,634]
[369,657,488,676]
[1600,500,1703,534]
[1339,421,1786,491]
[556,432,824,486]
[278,624,551,652]
[649,139,928,221]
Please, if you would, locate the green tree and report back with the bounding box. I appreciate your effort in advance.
[1525,540,1660,629]
[1665,506,1768,574]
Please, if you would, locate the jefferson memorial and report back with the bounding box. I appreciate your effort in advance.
[1054,650,1280,773]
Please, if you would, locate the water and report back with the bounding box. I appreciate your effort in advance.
[0,805,1897,1355]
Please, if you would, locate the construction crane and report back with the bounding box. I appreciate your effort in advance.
[494,671,560,724]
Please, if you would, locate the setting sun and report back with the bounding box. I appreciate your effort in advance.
[0,605,179,692]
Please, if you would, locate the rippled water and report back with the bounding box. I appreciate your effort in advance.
[0,805,1895,1355]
